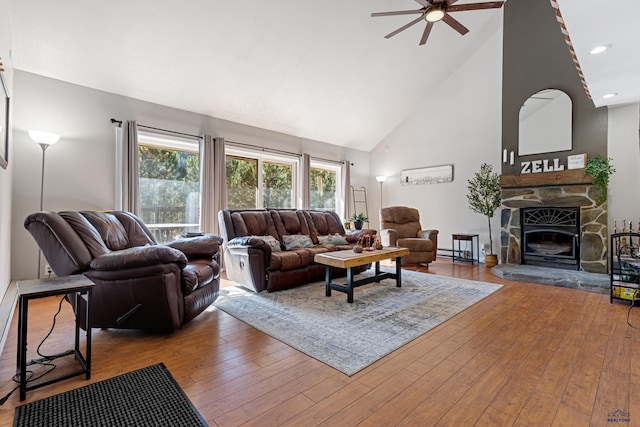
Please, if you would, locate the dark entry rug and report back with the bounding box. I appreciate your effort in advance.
[13,363,207,427]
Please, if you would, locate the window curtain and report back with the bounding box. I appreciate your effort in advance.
[121,120,140,215]
[301,153,311,210]
[200,135,227,235]
[341,160,352,221]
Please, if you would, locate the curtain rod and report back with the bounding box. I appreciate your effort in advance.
[227,140,352,166]
[110,118,201,139]
[312,156,351,166]
[110,119,352,165]
[226,140,301,158]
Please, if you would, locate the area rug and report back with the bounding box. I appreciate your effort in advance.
[214,268,502,376]
[13,363,206,427]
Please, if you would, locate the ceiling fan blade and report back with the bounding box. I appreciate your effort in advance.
[419,22,434,45]
[384,14,426,39]
[414,0,433,7]
[372,9,424,17]
[442,14,469,35]
[447,2,504,12]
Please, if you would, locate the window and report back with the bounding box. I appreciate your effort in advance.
[226,155,257,209]
[310,161,341,212]
[138,132,200,243]
[226,148,297,209]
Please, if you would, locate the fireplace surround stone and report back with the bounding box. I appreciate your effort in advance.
[500,184,608,273]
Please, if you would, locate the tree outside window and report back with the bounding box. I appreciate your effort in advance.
[310,166,337,211]
[226,151,296,209]
[226,155,258,209]
[263,161,293,208]
[138,138,200,243]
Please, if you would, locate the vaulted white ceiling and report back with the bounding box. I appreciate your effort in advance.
[555,0,640,108]
[8,1,639,152]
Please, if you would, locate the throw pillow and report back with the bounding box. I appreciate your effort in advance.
[282,234,314,250]
[317,233,349,245]
[251,235,282,252]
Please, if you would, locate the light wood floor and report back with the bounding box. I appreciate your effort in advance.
[0,259,636,426]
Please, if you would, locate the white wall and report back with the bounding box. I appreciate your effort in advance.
[11,71,370,280]
[369,29,503,259]
[0,0,14,299]
[608,103,640,231]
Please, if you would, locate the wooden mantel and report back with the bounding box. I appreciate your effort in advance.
[500,169,593,188]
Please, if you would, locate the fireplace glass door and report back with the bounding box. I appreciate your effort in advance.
[521,207,580,269]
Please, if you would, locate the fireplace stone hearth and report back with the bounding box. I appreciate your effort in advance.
[490,264,608,294]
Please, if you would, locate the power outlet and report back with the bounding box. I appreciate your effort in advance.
[45,264,54,276]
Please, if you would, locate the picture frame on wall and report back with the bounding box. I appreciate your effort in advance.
[0,71,9,170]
[400,164,454,186]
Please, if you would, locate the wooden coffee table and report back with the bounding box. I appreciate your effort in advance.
[314,247,410,303]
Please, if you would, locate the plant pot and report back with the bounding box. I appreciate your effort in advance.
[353,220,363,230]
[485,254,498,268]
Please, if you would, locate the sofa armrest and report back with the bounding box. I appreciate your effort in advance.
[418,229,439,247]
[380,228,398,246]
[224,237,273,293]
[166,234,223,259]
[89,246,188,271]
[226,236,273,254]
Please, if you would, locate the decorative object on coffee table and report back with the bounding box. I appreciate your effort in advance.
[467,163,501,267]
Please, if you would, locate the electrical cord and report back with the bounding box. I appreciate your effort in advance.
[0,296,73,405]
[626,288,640,330]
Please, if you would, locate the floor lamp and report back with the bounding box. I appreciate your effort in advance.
[28,130,60,278]
[376,175,387,210]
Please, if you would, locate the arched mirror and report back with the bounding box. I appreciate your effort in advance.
[518,89,572,156]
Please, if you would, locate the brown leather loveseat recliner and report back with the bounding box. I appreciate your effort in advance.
[24,210,222,332]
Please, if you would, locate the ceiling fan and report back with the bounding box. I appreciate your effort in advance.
[372,0,504,46]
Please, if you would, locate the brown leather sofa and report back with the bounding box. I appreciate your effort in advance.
[24,210,222,332]
[219,209,377,292]
[380,206,439,266]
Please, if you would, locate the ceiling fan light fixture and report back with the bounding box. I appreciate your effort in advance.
[425,7,445,22]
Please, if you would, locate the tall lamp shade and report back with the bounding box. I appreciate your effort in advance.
[28,130,60,147]
[28,130,60,277]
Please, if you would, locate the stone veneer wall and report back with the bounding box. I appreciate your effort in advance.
[500,185,608,273]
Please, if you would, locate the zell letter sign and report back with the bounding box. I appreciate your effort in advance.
[521,158,565,174]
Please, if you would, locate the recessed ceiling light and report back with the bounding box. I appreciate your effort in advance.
[590,44,611,55]
[602,93,618,99]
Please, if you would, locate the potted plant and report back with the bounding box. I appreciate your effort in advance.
[350,212,368,230]
[583,155,615,205]
[467,163,502,267]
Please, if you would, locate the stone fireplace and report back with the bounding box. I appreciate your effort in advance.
[500,173,608,274]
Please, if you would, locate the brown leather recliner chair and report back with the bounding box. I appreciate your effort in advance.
[24,210,222,332]
[379,206,438,266]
